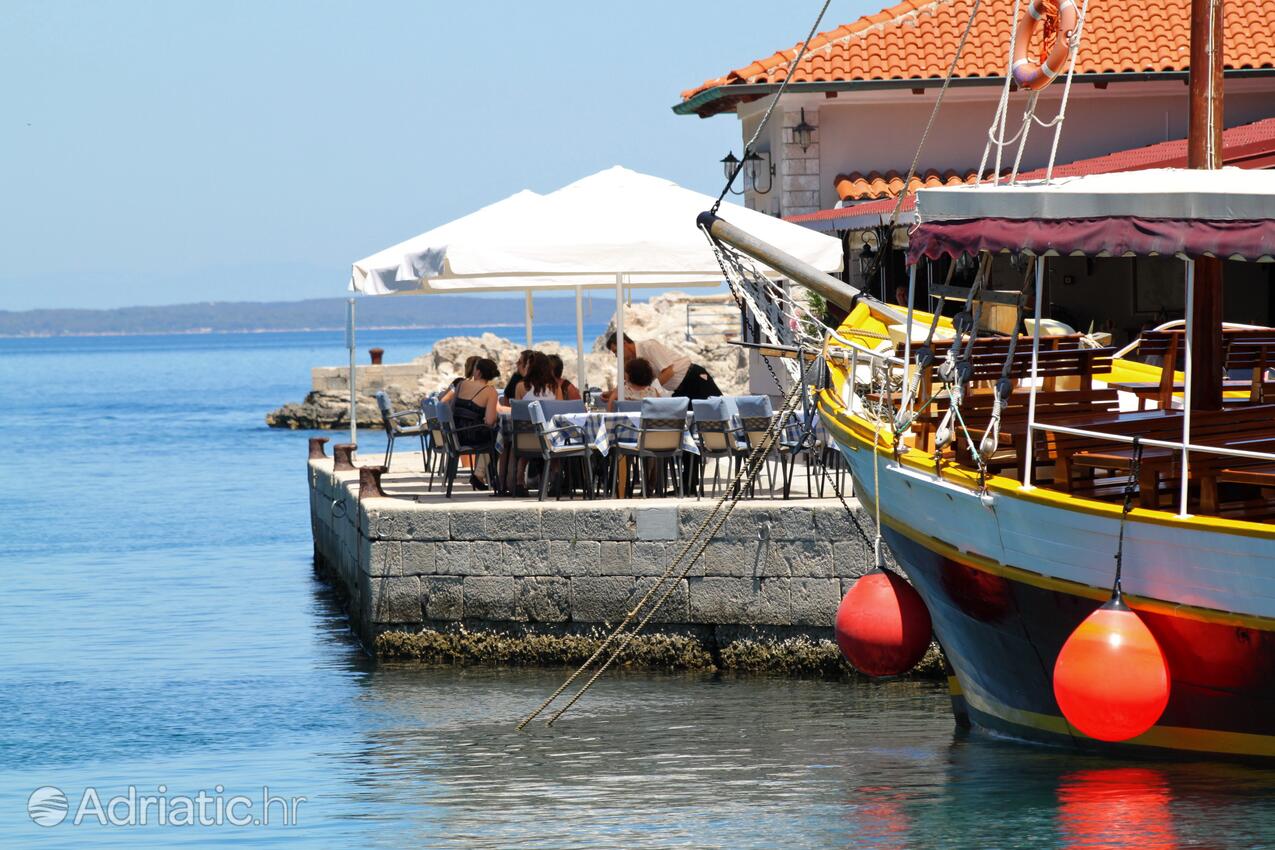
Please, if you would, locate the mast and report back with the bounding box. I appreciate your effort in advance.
[1187,0,1224,410]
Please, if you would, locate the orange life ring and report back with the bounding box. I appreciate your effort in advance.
[1011,0,1078,91]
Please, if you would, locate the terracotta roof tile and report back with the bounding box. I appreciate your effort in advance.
[681,0,1275,115]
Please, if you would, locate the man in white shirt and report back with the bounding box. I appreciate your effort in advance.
[604,332,723,401]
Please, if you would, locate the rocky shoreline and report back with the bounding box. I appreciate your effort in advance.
[267,292,748,430]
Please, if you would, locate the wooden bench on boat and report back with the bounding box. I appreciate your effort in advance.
[895,334,1106,452]
[1109,329,1275,409]
[1040,404,1275,511]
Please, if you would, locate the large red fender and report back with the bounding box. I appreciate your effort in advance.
[834,569,933,677]
[1053,596,1171,742]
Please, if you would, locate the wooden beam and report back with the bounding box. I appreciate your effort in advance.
[1188,0,1225,411]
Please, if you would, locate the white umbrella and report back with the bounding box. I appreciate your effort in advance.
[413,165,842,279]
[391,166,842,398]
[350,189,544,295]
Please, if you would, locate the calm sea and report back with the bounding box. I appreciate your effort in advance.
[1,328,1272,849]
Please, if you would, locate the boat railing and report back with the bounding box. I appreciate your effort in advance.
[1028,420,1275,518]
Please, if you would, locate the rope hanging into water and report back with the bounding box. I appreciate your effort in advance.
[515,377,806,729]
[711,0,833,214]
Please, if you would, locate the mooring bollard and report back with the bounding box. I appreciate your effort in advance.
[332,443,357,471]
[368,347,384,365]
[308,436,330,459]
[358,465,387,499]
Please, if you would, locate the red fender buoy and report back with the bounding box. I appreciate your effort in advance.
[834,569,932,677]
[1053,596,1170,742]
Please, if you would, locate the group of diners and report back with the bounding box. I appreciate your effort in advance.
[426,335,724,493]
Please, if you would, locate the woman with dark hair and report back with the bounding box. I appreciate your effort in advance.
[513,351,558,401]
[445,357,500,489]
[548,353,582,401]
[448,355,480,393]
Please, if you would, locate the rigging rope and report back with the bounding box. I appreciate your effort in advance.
[516,378,803,729]
[712,0,834,214]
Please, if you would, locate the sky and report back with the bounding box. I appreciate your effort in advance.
[2,1,883,312]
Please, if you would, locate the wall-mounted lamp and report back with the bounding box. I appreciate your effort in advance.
[720,150,774,195]
[791,108,815,152]
[745,150,774,195]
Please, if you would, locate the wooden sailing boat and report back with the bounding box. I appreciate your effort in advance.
[704,0,1275,758]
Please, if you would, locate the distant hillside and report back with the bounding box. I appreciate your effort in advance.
[0,295,593,337]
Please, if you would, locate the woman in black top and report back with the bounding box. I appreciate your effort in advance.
[442,358,500,489]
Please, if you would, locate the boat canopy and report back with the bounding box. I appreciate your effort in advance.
[908,168,1275,264]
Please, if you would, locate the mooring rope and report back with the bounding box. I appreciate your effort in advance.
[517,377,806,729]
[542,383,806,726]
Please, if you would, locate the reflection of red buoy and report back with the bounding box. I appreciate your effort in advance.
[834,569,932,677]
[1057,767,1176,850]
[1053,595,1170,742]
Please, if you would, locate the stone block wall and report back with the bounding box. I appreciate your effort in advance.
[309,459,883,650]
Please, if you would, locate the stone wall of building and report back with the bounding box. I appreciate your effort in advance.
[308,458,885,653]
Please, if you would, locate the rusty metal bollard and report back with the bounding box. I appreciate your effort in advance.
[369,347,384,365]
[332,443,357,471]
[358,465,388,499]
[308,436,330,459]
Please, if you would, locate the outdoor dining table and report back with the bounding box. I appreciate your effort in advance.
[495,410,699,456]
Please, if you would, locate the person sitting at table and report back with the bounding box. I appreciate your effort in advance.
[512,351,559,402]
[447,355,479,394]
[608,357,666,410]
[503,350,536,401]
[548,354,582,401]
[442,357,500,490]
[603,332,722,402]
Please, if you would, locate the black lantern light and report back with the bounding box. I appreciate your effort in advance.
[792,108,815,152]
[745,150,774,195]
[720,151,745,195]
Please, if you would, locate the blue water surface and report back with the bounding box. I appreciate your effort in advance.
[1,328,1273,849]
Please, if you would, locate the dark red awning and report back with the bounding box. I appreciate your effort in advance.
[906,217,1275,264]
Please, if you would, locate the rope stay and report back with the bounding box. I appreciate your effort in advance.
[978,256,1036,457]
[712,0,833,214]
[978,0,1090,186]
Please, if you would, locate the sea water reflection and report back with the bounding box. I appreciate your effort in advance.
[340,667,1275,850]
[2,331,1272,848]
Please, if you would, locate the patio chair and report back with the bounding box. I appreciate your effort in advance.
[500,400,544,495]
[434,402,498,498]
[374,391,428,471]
[527,401,595,501]
[612,397,691,498]
[691,397,744,498]
[420,398,449,491]
[734,395,778,497]
[613,400,644,413]
[538,399,587,417]
[777,405,820,499]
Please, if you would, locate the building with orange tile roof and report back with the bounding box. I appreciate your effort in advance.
[674,0,1275,235]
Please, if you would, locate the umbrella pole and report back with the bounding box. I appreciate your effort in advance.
[575,286,586,395]
[615,272,625,401]
[346,297,357,451]
[525,291,534,349]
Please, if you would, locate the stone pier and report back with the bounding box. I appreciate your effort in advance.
[308,451,930,676]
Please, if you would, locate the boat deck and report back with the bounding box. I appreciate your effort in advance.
[874,327,1275,525]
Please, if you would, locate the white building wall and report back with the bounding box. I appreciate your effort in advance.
[738,79,1275,214]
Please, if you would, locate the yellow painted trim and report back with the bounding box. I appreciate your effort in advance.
[869,499,1275,631]
[958,674,1275,757]
[817,388,1275,541]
